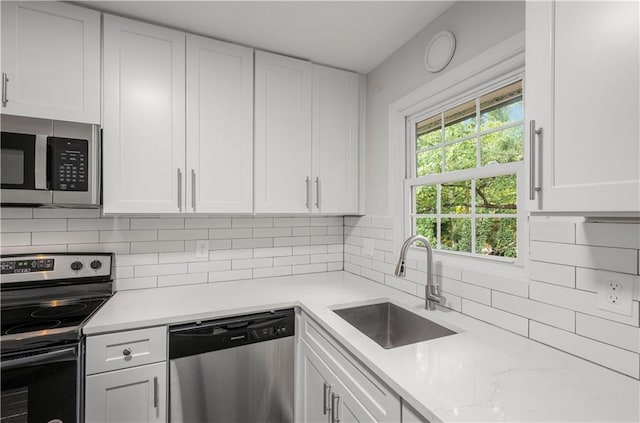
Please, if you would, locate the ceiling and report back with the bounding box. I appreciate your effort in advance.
[73,1,455,74]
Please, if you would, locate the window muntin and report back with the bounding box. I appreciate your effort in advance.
[408,80,523,259]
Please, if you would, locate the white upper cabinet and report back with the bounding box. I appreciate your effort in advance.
[255,51,360,214]
[102,14,186,214]
[255,51,313,214]
[526,1,640,213]
[186,34,254,214]
[312,64,359,214]
[1,1,100,123]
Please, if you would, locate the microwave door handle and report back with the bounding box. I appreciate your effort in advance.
[34,135,47,190]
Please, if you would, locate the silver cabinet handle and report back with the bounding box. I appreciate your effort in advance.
[323,382,332,415]
[177,169,182,211]
[153,376,158,408]
[331,393,340,423]
[2,72,8,106]
[122,347,132,356]
[305,176,311,210]
[191,169,196,211]
[529,120,542,200]
[314,177,320,209]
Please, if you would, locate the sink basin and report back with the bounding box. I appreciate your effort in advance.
[333,302,456,349]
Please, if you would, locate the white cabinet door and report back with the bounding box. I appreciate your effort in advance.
[299,339,377,423]
[85,362,166,423]
[255,51,312,213]
[102,15,186,214]
[186,34,253,213]
[312,64,359,214]
[526,1,640,212]
[1,1,100,123]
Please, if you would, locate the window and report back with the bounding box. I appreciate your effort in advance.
[406,80,524,259]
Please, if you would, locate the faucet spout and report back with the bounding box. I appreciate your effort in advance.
[394,235,442,310]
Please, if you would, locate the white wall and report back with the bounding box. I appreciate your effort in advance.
[364,0,525,214]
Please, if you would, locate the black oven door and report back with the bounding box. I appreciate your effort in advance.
[1,345,79,423]
[0,132,52,204]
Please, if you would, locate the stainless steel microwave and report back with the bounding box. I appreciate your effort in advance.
[0,115,100,207]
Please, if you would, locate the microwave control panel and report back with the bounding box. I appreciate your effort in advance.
[48,137,88,191]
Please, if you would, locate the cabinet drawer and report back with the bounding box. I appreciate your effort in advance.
[300,312,400,422]
[86,326,167,375]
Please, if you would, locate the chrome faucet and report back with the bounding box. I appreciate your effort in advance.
[394,235,442,310]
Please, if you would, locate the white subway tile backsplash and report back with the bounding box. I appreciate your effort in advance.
[327,226,344,235]
[130,241,184,253]
[160,229,208,241]
[116,266,134,279]
[209,248,254,261]
[576,223,640,250]
[74,243,130,254]
[327,244,343,254]
[274,217,310,227]
[370,216,394,229]
[360,227,386,240]
[2,219,66,232]
[576,268,640,301]
[360,268,384,284]
[209,228,253,239]
[184,218,231,229]
[209,269,252,283]
[33,231,98,245]
[0,232,30,246]
[530,241,638,274]
[327,262,343,271]
[1,208,33,218]
[32,208,99,218]
[232,217,273,228]
[158,251,207,264]
[384,275,417,296]
[344,244,361,256]
[310,217,343,226]
[529,281,639,326]
[68,218,130,231]
[293,263,327,275]
[116,254,158,266]
[130,218,184,230]
[253,227,291,238]
[575,312,640,353]
[253,266,291,278]
[231,238,272,249]
[440,291,462,312]
[462,299,529,336]
[530,261,575,288]
[274,255,310,266]
[187,260,231,273]
[0,244,67,254]
[293,245,327,255]
[310,253,343,263]
[438,276,491,305]
[530,321,640,379]
[232,257,273,270]
[530,221,575,243]
[310,235,344,245]
[343,262,361,275]
[100,230,157,243]
[492,291,575,332]
[462,270,529,297]
[116,276,157,291]
[253,247,292,258]
[274,236,310,247]
[293,226,327,236]
[135,263,187,277]
[158,273,207,287]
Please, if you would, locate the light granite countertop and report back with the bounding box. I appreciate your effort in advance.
[84,271,640,422]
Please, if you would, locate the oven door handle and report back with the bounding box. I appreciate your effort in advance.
[1,347,77,371]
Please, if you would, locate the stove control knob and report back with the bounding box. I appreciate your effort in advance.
[90,260,102,270]
[70,261,83,271]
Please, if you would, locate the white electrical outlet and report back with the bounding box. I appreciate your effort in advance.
[363,238,375,257]
[195,240,209,259]
[596,270,634,316]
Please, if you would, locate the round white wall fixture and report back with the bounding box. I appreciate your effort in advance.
[424,31,456,73]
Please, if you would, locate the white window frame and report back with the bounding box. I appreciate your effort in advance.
[405,77,525,263]
[387,32,528,278]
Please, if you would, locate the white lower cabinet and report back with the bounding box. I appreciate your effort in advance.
[85,326,167,423]
[297,312,401,423]
[85,362,167,423]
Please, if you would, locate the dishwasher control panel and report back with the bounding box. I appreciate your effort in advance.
[169,308,295,359]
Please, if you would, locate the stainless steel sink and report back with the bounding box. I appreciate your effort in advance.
[333,302,456,349]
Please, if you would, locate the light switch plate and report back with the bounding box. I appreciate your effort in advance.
[363,238,375,257]
[596,270,634,316]
[195,240,209,258]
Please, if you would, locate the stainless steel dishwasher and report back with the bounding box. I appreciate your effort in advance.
[169,308,295,423]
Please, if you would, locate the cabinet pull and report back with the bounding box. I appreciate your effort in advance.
[153,376,159,408]
[191,169,196,211]
[2,72,8,106]
[305,177,311,210]
[122,347,132,356]
[177,169,182,211]
[331,393,340,423]
[314,177,320,209]
[529,120,542,200]
[323,382,331,415]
